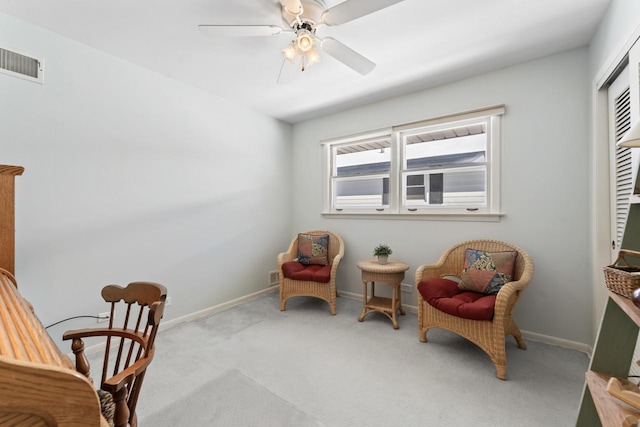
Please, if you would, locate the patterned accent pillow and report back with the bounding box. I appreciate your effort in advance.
[297,233,329,265]
[459,249,517,295]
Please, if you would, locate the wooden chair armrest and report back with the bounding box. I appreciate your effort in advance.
[63,328,150,384]
[102,355,153,394]
[63,327,117,341]
[63,328,147,346]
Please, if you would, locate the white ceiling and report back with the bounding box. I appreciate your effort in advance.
[0,0,612,123]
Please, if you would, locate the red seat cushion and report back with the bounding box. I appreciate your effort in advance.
[282,261,331,283]
[418,278,496,321]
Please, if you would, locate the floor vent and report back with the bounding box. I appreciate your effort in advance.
[268,270,279,287]
[0,46,44,84]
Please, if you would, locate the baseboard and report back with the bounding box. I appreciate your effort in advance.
[80,286,279,356]
[81,286,592,357]
[521,330,592,356]
[339,290,592,355]
[159,286,279,331]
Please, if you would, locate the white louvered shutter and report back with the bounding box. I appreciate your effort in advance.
[613,85,632,252]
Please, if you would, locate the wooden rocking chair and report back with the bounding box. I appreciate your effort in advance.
[63,282,167,427]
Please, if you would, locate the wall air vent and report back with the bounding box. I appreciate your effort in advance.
[268,270,279,287]
[0,46,44,84]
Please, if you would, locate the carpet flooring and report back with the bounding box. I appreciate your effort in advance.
[102,291,589,426]
[142,368,324,426]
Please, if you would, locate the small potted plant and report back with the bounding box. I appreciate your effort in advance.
[373,244,392,265]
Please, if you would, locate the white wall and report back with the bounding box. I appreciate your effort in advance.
[589,0,640,75]
[0,12,292,349]
[291,48,592,345]
[587,0,640,339]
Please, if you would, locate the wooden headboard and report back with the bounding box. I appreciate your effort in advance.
[0,164,24,275]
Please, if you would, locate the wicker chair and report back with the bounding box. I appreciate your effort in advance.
[416,239,534,380]
[278,230,344,315]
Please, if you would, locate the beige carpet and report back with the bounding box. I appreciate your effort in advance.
[142,368,324,426]
[119,291,589,427]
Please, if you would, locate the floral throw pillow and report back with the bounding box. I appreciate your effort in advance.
[459,249,517,295]
[297,233,329,266]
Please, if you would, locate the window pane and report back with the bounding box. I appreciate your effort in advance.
[334,177,389,208]
[404,168,486,207]
[335,143,391,177]
[405,133,486,170]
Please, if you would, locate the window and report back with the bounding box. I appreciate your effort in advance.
[331,132,392,210]
[401,119,489,209]
[322,106,504,220]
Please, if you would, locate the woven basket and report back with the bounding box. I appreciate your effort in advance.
[604,249,640,298]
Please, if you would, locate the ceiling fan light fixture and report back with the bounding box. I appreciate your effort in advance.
[282,43,298,62]
[282,24,322,70]
[282,41,322,70]
[296,31,314,52]
[306,46,322,66]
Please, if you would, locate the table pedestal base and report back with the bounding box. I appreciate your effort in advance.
[358,282,405,329]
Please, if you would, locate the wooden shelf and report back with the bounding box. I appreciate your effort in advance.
[578,290,640,425]
[586,371,640,427]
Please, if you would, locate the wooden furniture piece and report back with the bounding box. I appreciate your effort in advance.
[64,282,167,427]
[278,230,344,315]
[356,259,409,329]
[0,165,110,426]
[0,268,110,427]
[0,164,24,275]
[576,291,640,426]
[416,239,534,380]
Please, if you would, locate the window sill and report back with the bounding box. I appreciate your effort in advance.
[322,212,503,222]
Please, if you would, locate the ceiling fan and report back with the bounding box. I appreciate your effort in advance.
[198,0,405,76]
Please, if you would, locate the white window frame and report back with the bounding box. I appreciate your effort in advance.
[322,106,504,221]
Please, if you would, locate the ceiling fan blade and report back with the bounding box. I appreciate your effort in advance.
[320,37,375,75]
[198,25,284,37]
[321,0,404,26]
[280,0,303,15]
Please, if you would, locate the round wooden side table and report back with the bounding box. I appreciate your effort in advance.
[356,259,410,329]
